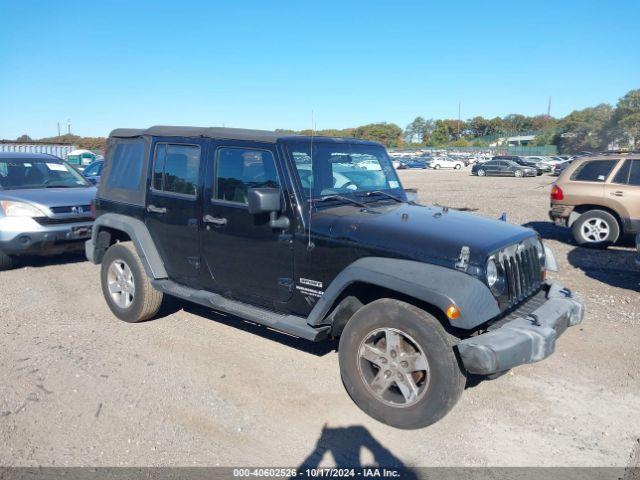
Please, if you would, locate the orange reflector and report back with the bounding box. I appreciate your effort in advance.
[446,305,460,320]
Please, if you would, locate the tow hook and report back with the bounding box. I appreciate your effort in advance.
[526,313,541,326]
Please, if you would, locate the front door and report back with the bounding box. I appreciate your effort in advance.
[605,159,640,232]
[200,143,294,307]
[145,139,205,286]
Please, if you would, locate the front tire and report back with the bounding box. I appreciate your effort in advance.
[433,164,441,170]
[0,250,15,271]
[572,210,620,248]
[100,242,163,322]
[339,299,465,429]
[477,169,486,176]
[454,164,461,170]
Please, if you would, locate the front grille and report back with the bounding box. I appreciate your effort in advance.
[500,243,542,307]
[34,216,93,225]
[50,205,91,214]
[488,289,547,331]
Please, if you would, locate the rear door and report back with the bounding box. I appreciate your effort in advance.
[199,142,294,307]
[145,139,205,286]
[605,159,640,233]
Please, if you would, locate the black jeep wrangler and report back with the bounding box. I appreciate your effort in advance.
[86,126,583,429]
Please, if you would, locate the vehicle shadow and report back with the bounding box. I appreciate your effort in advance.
[522,220,574,243]
[567,247,639,292]
[295,424,418,477]
[168,300,337,357]
[12,250,87,269]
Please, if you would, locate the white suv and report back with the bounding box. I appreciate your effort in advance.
[430,157,464,170]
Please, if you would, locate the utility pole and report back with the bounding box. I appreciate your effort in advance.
[67,119,71,135]
[57,122,61,139]
[457,101,461,138]
[547,96,552,117]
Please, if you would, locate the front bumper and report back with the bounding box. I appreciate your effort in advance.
[0,217,93,255]
[457,282,584,375]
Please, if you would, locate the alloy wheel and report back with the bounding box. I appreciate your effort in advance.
[107,259,136,308]
[580,218,610,243]
[357,328,430,408]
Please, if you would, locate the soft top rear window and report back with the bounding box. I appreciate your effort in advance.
[99,137,149,206]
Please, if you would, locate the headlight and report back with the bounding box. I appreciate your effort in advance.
[0,200,46,217]
[486,257,505,296]
[534,237,546,267]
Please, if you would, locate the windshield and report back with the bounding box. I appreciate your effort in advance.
[0,159,90,190]
[287,141,402,199]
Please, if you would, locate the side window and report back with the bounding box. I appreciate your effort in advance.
[628,160,640,186]
[153,143,200,196]
[571,160,616,182]
[215,148,279,204]
[613,160,631,184]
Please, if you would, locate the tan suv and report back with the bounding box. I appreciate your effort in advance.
[549,153,640,248]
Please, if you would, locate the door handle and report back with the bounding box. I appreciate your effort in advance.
[147,205,167,214]
[203,214,227,226]
[610,191,624,197]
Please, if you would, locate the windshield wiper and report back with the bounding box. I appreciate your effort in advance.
[359,190,416,205]
[313,194,376,211]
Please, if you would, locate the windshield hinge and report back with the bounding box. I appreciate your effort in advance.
[455,246,470,271]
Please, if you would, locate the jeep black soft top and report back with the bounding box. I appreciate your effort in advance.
[86,125,583,429]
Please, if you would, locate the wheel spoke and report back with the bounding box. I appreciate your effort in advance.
[117,291,128,308]
[369,370,393,395]
[360,343,386,366]
[110,262,124,277]
[385,330,402,354]
[108,281,121,294]
[401,352,428,372]
[395,374,420,403]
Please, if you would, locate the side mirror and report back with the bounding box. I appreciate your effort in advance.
[247,188,281,215]
[247,188,290,230]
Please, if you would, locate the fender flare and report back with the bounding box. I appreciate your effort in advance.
[88,213,167,279]
[307,257,500,330]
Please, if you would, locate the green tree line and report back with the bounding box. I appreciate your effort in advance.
[7,88,639,153]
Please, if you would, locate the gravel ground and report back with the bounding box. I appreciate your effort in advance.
[0,168,638,468]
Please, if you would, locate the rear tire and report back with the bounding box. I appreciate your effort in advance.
[100,242,163,322]
[514,170,524,177]
[339,299,465,429]
[0,250,15,271]
[572,210,620,248]
[454,164,461,170]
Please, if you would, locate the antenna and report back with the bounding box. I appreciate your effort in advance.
[307,110,315,251]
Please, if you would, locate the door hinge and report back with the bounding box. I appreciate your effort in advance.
[187,256,201,269]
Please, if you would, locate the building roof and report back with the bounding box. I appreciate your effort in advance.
[67,149,95,156]
[0,152,62,160]
[109,125,379,145]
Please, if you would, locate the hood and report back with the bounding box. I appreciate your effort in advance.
[313,202,535,267]
[0,187,97,213]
